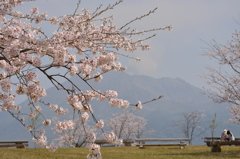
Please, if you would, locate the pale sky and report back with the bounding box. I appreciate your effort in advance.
[18,0,240,88]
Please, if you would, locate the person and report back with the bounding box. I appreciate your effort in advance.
[227,130,235,141]
[221,129,228,141]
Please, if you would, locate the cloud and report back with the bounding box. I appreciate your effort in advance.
[127,43,165,76]
[110,0,240,87]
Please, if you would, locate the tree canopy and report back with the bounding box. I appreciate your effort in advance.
[0,0,169,158]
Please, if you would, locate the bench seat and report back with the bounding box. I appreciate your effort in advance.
[95,139,133,146]
[0,141,29,148]
[135,138,190,149]
[136,143,187,149]
[205,141,240,146]
[202,137,240,152]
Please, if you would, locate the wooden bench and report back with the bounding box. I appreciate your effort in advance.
[95,139,134,147]
[135,138,191,149]
[0,141,29,148]
[202,137,240,152]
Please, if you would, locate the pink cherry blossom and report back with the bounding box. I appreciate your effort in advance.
[106,90,118,99]
[87,144,102,159]
[0,78,12,92]
[29,112,36,118]
[86,132,96,143]
[136,101,142,110]
[93,73,103,82]
[55,120,74,133]
[0,60,7,69]
[54,107,68,115]
[49,104,58,110]
[81,112,89,122]
[102,132,123,145]
[25,71,38,82]
[30,7,39,14]
[96,120,104,129]
[43,119,51,126]
[97,93,106,101]
[26,125,33,131]
[33,135,47,147]
[35,105,42,112]
[46,143,58,152]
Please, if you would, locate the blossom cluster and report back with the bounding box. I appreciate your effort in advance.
[227,105,240,124]
[66,90,130,110]
[86,132,96,143]
[96,120,104,129]
[67,94,93,112]
[103,132,123,145]
[136,101,142,110]
[0,93,19,111]
[109,98,130,108]
[25,71,38,82]
[87,144,102,159]
[46,143,58,152]
[81,112,89,122]
[48,104,68,115]
[15,82,47,103]
[33,129,47,147]
[43,119,51,126]
[55,120,74,133]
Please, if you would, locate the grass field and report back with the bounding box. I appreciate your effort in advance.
[0,145,240,159]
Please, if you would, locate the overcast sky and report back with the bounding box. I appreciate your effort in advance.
[19,0,240,89]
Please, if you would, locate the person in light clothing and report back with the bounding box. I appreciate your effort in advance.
[220,129,228,141]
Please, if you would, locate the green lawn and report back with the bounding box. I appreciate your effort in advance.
[0,146,240,159]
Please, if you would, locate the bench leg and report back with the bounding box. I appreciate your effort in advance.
[180,141,185,149]
[180,145,184,149]
[139,144,146,149]
[211,145,221,152]
[16,145,25,148]
[124,143,131,146]
[138,142,146,149]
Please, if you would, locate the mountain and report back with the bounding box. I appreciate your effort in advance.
[0,71,238,146]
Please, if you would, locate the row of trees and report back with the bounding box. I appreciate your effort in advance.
[28,109,153,148]
[29,107,211,147]
[55,110,219,146]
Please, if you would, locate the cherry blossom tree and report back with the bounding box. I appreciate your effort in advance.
[107,110,154,139]
[52,116,97,148]
[0,0,169,158]
[174,111,206,145]
[202,30,240,125]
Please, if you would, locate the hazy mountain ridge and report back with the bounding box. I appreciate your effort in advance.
[129,75,210,103]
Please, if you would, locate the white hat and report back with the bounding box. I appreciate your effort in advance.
[224,129,227,132]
